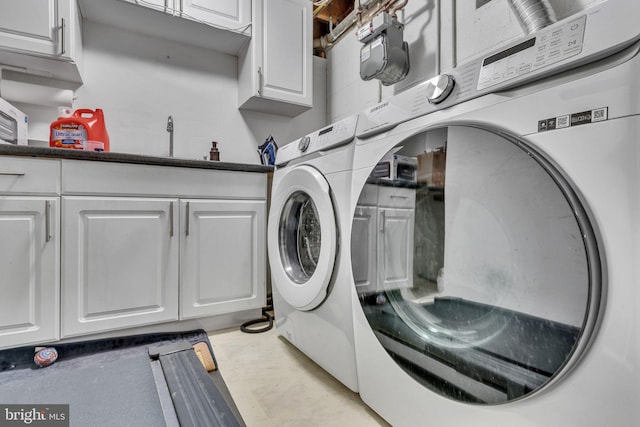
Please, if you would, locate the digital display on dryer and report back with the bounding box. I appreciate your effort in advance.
[482,38,536,67]
[319,126,333,136]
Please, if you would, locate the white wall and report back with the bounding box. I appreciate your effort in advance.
[21,20,326,163]
[327,0,441,123]
[326,0,599,122]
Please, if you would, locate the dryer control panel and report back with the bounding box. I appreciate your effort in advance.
[356,0,640,138]
[276,115,359,166]
[477,16,585,90]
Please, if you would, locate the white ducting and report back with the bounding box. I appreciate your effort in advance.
[507,0,557,34]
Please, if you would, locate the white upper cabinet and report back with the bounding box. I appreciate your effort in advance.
[79,0,251,55]
[181,0,250,31]
[0,0,83,82]
[238,0,313,117]
[0,0,70,58]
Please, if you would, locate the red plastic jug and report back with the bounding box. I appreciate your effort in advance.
[50,108,110,152]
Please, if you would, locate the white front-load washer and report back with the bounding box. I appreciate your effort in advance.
[348,0,640,425]
[268,115,359,392]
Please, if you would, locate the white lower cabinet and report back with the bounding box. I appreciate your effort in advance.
[379,207,415,292]
[0,158,267,344]
[180,199,266,319]
[61,197,179,337]
[352,205,378,294]
[0,197,59,349]
[59,161,268,338]
[352,184,415,295]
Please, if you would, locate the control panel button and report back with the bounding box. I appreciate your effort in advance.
[425,74,455,104]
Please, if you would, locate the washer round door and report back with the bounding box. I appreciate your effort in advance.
[268,165,338,311]
[351,124,603,404]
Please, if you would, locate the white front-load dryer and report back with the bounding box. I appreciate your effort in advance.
[348,1,640,425]
[268,115,359,392]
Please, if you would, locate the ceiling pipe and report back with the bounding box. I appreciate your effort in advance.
[313,0,408,53]
[507,0,557,34]
[388,0,408,18]
[313,7,359,51]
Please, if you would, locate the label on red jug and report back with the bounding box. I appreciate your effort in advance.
[51,123,87,149]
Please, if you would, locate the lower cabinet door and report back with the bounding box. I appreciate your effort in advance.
[180,199,266,319]
[352,205,378,295]
[0,197,59,349]
[378,207,415,293]
[61,197,179,337]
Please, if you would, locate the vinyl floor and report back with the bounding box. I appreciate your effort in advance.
[208,326,391,427]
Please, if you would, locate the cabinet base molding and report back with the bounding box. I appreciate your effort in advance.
[48,309,262,347]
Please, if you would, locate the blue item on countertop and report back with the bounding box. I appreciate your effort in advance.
[258,135,278,166]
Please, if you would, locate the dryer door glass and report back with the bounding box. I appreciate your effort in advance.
[280,191,322,283]
[351,125,602,404]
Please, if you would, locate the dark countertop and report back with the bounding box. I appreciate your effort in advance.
[0,145,273,174]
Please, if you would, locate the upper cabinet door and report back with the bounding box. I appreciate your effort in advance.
[261,0,312,105]
[181,0,251,30]
[0,0,72,59]
[238,0,312,117]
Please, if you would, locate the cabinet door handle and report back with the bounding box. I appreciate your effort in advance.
[45,201,51,242]
[0,172,25,176]
[59,18,66,56]
[257,67,263,96]
[380,210,385,233]
[169,201,174,237]
[185,201,190,237]
[390,195,409,199]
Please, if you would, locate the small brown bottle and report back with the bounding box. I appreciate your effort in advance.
[209,141,220,161]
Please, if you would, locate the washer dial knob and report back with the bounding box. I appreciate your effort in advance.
[425,74,455,104]
[298,136,311,152]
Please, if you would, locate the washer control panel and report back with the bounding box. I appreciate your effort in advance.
[276,114,359,166]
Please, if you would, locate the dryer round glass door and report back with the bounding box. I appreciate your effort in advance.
[269,165,338,311]
[350,125,602,405]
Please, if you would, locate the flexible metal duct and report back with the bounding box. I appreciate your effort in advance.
[507,0,557,34]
